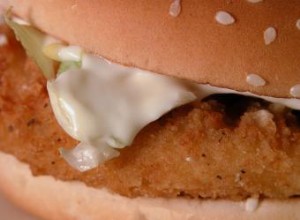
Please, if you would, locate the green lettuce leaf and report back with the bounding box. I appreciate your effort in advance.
[58,60,82,74]
[4,13,56,79]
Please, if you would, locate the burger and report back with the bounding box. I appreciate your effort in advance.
[0,0,299,219]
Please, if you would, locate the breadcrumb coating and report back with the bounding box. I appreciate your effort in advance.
[0,26,299,200]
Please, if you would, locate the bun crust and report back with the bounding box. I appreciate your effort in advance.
[3,0,300,98]
[0,152,299,220]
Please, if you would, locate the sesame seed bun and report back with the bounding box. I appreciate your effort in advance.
[3,0,300,98]
[0,152,299,220]
[0,1,300,219]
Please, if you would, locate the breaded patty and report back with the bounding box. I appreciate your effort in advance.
[0,26,300,200]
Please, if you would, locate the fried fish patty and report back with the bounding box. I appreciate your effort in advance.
[0,26,299,200]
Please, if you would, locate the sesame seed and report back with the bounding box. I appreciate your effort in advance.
[215,11,235,25]
[246,73,266,87]
[264,27,277,45]
[169,0,181,17]
[0,34,8,46]
[290,84,300,98]
[245,196,260,212]
[296,19,300,30]
[246,0,263,3]
[185,156,193,162]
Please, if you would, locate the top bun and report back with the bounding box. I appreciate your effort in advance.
[4,0,300,98]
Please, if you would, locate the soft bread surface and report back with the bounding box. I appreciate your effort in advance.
[0,152,299,220]
[2,0,300,98]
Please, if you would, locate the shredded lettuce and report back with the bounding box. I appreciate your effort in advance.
[4,12,56,79]
[5,12,83,78]
[60,143,120,172]
[58,60,82,74]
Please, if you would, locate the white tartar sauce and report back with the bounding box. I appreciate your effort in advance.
[47,54,196,171]
[47,53,300,171]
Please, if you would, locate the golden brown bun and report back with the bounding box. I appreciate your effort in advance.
[0,151,299,220]
[2,0,300,98]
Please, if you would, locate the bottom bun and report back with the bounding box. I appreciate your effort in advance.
[0,152,298,220]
